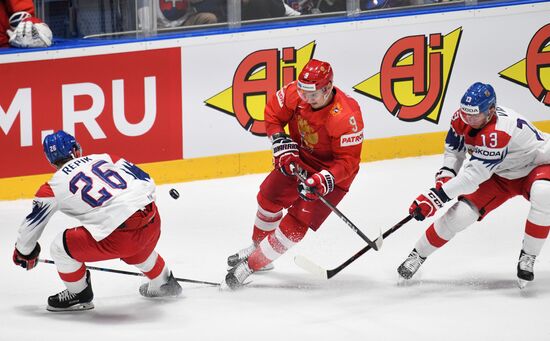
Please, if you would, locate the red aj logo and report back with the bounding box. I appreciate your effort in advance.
[499,24,550,106]
[205,42,316,136]
[354,28,462,123]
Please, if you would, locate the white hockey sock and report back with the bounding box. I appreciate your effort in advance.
[50,232,87,293]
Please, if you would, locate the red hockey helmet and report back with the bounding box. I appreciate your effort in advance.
[297,59,333,92]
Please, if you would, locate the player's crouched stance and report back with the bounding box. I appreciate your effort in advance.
[13,131,182,311]
[398,82,550,289]
[223,59,364,289]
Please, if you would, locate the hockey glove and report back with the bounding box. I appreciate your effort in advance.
[409,188,450,221]
[298,170,335,201]
[7,12,52,48]
[271,133,301,176]
[13,243,41,270]
[435,167,456,190]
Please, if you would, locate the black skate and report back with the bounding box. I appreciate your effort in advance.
[223,260,253,290]
[517,250,536,289]
[47,270,94,312]
[227,244,274,271]
[139,271,182,297]
[397,249,426,280]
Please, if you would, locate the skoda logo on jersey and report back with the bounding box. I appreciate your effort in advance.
[473,147,502,160]
[354,27,463,124]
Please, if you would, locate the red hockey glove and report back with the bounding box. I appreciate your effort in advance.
[435,167,456,190]
[409,188,450,221]
[298,170,335,201]
[13,243,41,270]
[271,133,301,176]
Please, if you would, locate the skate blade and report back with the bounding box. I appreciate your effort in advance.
[219,280,252,291]
[517,278,529,290]
[226,264,273,272]
[47,302,94,312]
[397,276,412,286]
[255,264,274,272]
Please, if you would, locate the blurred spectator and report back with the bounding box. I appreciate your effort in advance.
[287,0,345,15]
[157,0,221,28]
[362,0,448,10]
[0,0,52,48]
[194,0,227,22]
[242,0,286,20]
[284,2,302,16]
[318,0,346,13]
[71,0,135,38]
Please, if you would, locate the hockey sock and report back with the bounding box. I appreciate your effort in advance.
[248,214,307,271]
[133,251,167,279]
[415,200,479,257]
[252,194,283,244]
[50,232,88,293]
[523,180,550,256]
[58,264,88,293]
[523,221,550,256]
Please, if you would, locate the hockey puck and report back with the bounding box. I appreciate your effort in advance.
[169,188,180,200]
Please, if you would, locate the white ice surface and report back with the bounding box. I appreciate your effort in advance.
[1,155,549,341]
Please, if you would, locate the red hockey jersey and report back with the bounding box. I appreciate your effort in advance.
[265,81,364,190]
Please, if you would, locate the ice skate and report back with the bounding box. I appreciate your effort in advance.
[139,271,182,297]
[227,244,274,272]
[223,260,253,290]
[517,250,536,289]
[397,249,426,280]
[47,270,94,312]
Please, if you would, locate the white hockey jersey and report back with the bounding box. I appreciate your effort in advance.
[441,105,550,199]
[16,154,156,255]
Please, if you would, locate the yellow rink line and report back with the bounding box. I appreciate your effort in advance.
[3,121,550,201]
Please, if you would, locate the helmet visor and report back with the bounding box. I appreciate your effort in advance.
[460,104,488,127]
[297,87,326,102]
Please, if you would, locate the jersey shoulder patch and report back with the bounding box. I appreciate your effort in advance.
[35,183,54,198]
[109,154,123,163]
[281,82,301,109]
[475,123,512,149]
[450,109,468,135]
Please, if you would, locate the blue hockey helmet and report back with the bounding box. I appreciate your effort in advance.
[460,82,496,115]
[43,130,81,165]
[460,82,496,127]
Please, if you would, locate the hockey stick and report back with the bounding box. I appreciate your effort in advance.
[39,259,220,286]
[294,215,413,279]
[294,169,383,251]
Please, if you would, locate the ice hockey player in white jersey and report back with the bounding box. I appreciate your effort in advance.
[12,130,182,311]
[398,82,550,289]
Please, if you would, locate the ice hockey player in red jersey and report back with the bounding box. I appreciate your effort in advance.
[224,59,364,289]
[399,82,550,289]
[0,0,52,48]
[13,131,182,311]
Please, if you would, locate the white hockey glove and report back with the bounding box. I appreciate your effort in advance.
[7,12,53,48]
[435,167,456,189]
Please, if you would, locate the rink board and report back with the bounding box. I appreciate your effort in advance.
[0,2,549,199]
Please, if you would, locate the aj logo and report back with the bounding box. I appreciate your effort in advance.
[499,24,550,106]
[354,28,462,123]
[205,42,316,136]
